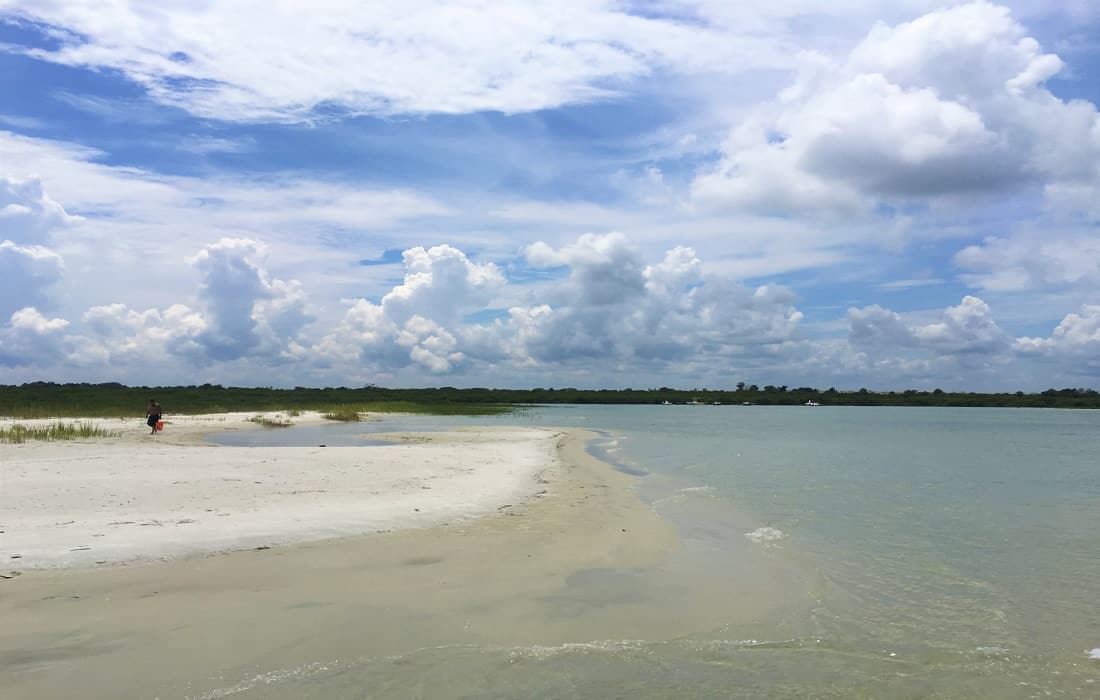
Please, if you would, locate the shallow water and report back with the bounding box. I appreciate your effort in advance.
[204,406,1100,698]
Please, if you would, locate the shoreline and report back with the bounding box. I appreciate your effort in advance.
[0,416,679,699]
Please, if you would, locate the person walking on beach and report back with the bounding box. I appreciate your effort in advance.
[146,399,162,435]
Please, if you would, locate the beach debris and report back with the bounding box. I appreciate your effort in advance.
[70,546,91,551]
[1089,648,1100,660]
[10,554,20,559]
[254,545,271,551]
[0,571,20,579]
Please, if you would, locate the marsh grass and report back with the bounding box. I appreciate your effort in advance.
[247,415,294,428]
[0,421,120,444]
[321,407,363,422]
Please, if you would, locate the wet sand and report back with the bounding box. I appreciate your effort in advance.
[0,420,681,699]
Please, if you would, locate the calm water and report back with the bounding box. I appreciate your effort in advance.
[205,406,1100,698]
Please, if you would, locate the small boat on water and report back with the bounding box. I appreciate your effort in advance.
[804,400,820,406]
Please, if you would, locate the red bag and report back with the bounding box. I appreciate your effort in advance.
[156,420,164,431]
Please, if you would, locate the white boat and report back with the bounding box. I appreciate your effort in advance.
[804,400,820,406]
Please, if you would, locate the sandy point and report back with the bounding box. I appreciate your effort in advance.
[0,412,622,570]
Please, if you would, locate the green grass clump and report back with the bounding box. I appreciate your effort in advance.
[0,422,120,443]
[322,407,363,422]
[247,415,294,428]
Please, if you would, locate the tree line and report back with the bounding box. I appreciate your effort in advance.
[1,382,1099,417]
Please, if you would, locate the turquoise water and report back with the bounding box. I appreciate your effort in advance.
[207,406,1100,698]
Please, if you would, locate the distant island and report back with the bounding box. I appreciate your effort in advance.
[2,382,1099,417]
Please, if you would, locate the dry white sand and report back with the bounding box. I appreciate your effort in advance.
[0,427,686,700]
[0,412,560,569]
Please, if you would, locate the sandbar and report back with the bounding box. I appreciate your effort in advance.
[1,412,578,568]
[0,412,683,699]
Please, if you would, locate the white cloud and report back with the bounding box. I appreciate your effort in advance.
[0,307,69,367]
[381,245,505,326]
[692,2,1100,219]
[73,303,207,366]
[315,244,501,373]
[955,232,1100,291]
[0,176,75,243]
[0,130,450,317]
[0,176,73,316]
[849,295,1010,355]
[0,240,64,317]
[848,304,915,348]
[1,0,791,122]
[912,296,1010,354]
[188,238,313,361]
[1015,305,1100,356]
[493,233,804,367]
[309,233,806,378]
[58,238,310,370]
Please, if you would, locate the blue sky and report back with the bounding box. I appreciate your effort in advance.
[1,1,1098,390]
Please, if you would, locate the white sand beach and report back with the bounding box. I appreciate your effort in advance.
[0,412,565,569]
[0,413,685,700]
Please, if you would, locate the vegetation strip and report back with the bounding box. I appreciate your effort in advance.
[0,421,120,443]
[1,382,1098,418]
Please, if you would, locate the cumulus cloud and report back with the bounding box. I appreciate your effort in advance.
[381,245,505,326]
[0,307,69,367]
[0,227,1093,387]
[188,238,312,361]
[0,176,75,243]
[73,303,207,366]
[483,233,803,369]
[0,1,789,122]
[35,238,310,370]
[1015,305,1100,356]
[311,234,806,378]
[316,245,502,374]
[0,240,64,318]
[0,176,74,317]
[849,295,1010,356]
[692,2,1100,219]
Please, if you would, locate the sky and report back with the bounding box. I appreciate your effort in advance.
[0,1,1098,391]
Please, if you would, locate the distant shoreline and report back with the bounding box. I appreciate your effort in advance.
[3,382,1099,415]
